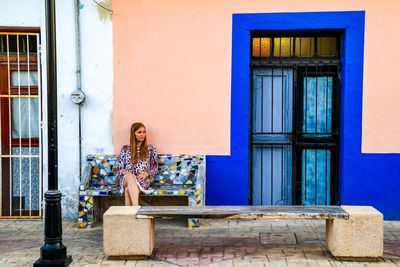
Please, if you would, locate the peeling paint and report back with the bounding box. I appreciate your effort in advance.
[61,186,79,221]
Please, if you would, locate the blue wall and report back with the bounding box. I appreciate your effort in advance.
[206,11,400,220]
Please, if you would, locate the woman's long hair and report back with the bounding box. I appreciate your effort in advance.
[130,122,148,164]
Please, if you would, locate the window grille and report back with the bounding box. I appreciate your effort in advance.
[251,31,341,206]
[0,32,42,217]
[252,34,338,58]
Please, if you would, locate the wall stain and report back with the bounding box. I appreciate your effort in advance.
[95,0,113,21]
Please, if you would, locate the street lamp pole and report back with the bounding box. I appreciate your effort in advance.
[34,0,72,266]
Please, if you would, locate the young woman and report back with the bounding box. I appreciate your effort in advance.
[118,122,158,205]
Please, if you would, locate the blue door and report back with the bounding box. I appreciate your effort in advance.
[251,66,339,206]
[251,33,341,206]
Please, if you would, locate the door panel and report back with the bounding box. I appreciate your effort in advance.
[253,68,293,134]
[252,145,293,205]
[300,76,333,205]
[296,69,338,205]
[252,68,293,205]
[301,149,331,205]
[302,77,333,134]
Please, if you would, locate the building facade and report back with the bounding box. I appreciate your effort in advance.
[0,0,113,219]
[0,0,399,220]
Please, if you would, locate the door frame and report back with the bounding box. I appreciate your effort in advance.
[205,11,365,207]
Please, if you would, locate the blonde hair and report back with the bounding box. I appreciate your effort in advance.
[130,122,148,164]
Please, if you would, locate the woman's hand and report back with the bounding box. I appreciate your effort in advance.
[137,171,149,180]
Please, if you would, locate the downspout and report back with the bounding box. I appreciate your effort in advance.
[72,0,86,180]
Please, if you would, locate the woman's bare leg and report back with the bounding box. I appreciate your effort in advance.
[124,187,132,206]
[126,174,140,206]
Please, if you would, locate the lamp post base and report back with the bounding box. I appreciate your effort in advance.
[34,190,72,266]
[34,255,72,267]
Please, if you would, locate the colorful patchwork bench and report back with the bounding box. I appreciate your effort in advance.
[78,154,205,228]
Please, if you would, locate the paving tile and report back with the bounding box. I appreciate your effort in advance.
[231,259,261,266]
[0,219,399,267]
[390,259,400,267]
[206,259,234,267]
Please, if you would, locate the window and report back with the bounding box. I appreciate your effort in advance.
[0,31,42,217]
[252,34,338,58]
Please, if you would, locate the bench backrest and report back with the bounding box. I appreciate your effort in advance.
[83,154,205,189]
[86,154,120,187]
[155,154,204,185]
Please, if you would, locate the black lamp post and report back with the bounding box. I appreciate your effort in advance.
[34,0,72,266]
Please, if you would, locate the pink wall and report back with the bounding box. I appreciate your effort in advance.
[113,0,400,154]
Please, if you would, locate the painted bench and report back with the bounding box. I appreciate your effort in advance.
[78,154,205,228]
[103,205,383,261]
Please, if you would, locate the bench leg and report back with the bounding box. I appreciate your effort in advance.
[104,206,154,258]
[326,205,383,260]
[188,195,202,228]
[78,194,94,229]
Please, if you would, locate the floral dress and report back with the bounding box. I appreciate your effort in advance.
[118,144,158,194]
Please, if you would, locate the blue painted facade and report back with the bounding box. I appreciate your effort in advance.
[206,11,400,220]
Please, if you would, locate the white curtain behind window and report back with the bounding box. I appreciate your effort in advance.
[11,98,39,138]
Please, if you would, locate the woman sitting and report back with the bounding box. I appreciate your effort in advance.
[118,122,158,206]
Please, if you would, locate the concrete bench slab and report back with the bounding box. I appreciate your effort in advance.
[326,205,383,260]
[103,206,154,258]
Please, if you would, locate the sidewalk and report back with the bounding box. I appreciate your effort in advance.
[0,218,399,266]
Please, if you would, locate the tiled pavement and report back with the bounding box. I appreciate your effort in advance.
[0,218,399,266]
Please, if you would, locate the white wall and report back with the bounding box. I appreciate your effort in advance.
[0,0,114,219]
[57,0,114,218]
[78,0,114,156]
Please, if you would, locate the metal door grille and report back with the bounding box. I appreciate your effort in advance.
[0,32,42,217]
[251,31,341,206]
[252,68,293,205]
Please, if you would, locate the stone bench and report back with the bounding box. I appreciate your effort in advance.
[79,154,205,228]
[103,205,383,260]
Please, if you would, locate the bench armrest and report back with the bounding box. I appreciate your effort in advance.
[196,163,206,189]
[80,165,92,190]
